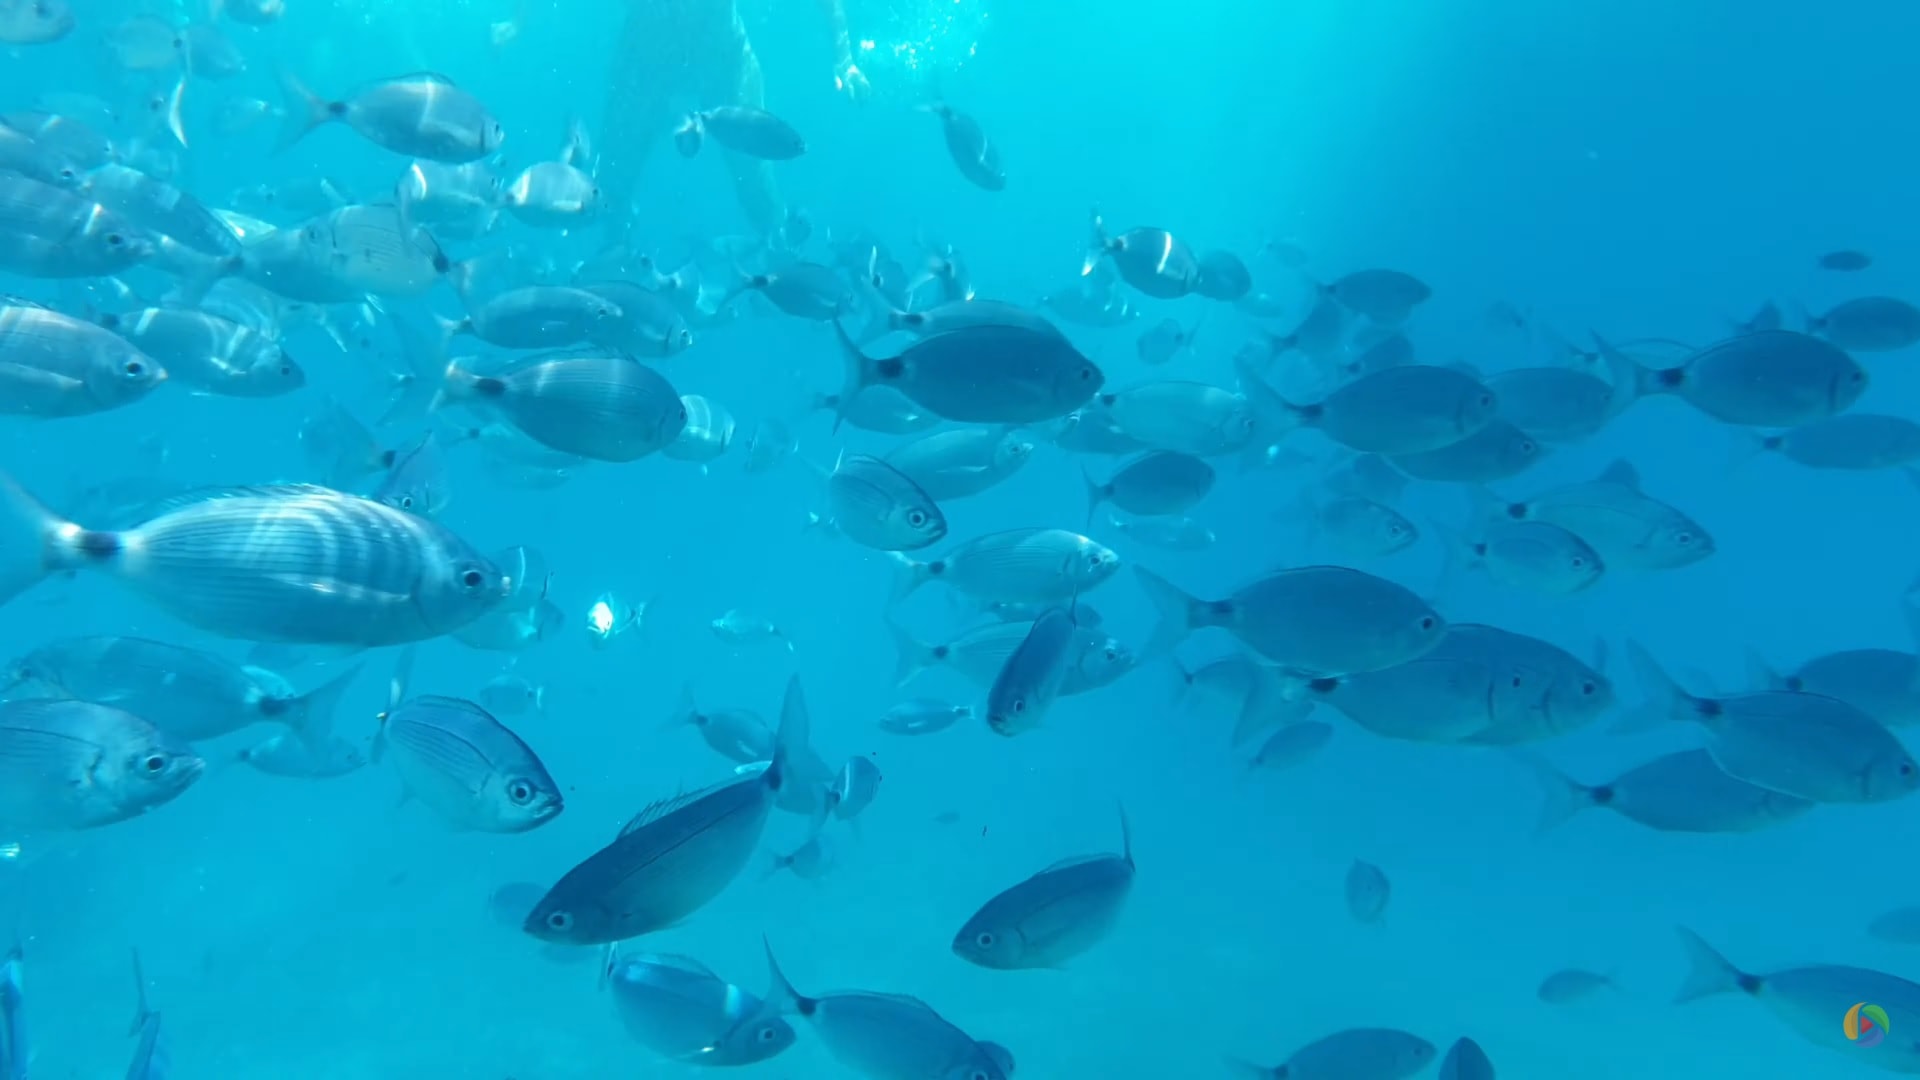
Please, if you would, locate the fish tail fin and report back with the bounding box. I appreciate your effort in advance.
[286,663,363,751]
[768,674,811,796]
[1590,329,1642,420]
[1741,648,1783,692]
[1081,465,1104,528]
[759,847,793,881]
[885,551,932,605]
[662,682,699,732]
[1221,1056,1272,1080]
[1514,751,1596,833]
[1132,566,1205,660]
[1612,333,1674,402]
[1612,640,1698,734]
[128,947,153,1037]
[0,471,92,606]
[1116,802,1133,868]
[757,937,805,1016]
[273,68,333,153]
[885,619,939,687]
[828,306,873,435]
[1230,673,1312,749]
[379,317,448,427]
[1080,208,1109,277]
[1673,927,1751,1004]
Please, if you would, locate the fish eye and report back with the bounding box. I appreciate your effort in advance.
[907,509,928,527]
[1477,393,1494,408]
[106,232,124,247]
[1581,680,1597,696]
[460,568,486,589]
[1521,439,1538,454]
[1419,616,1437,630]
[1903,762,1916,777]
[756,1026,779,1043]
[1570,557,1586,569]
[975,932,995,948]
[973,1071,992,1080]
[1011,699,1026,714]
[545,911,572,931]
[142,753,167,773]
[399,495,415,509]
[123,360,146,377]
[1510,675,1523,688]
[1674,531,1694,546]
[507,779,534,804]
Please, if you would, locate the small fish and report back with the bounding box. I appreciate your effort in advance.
[1318,268,1432,322]
[1104,513,1215,551]
[923,103,1004,190]
[710,609,795,652]
[478,672,546,718]
[99,308,303,398]
[1243,359,1500,456]
[1537,968,1615,1004]
[1746,413,1920,471]
[0,302,166,418]
[583,591,646,651]
[1627,330,1867,427]
[665,394,737,465]
[744,942,1012,1079]
[985,607,1080,736]
[1441,519,1605,595]
[278,72,505,163]
[374,688,564,833]
[1248,721,1333,771]
[0,477,513,646]
[1083,451,1215,524]
[237,732,367,779]
[1674,928,1920,1072]
[1748,606,1920,728]
[954,808,1135,969]
[890,528,1120,607]
[1496,460,1714,572]
[1806,296,1920,352]
[743,417,798,473]
[440,354,688,463]
[1194,250,1252,302]
[1083,212,1201,299]
[673,106,806,160]
[1135,316,1203,366]
[884,427,1033,501]
[523,675,812,945]
[827,756,882,820]
[1526,748,1813,835]
[373,432,451,517]
[605,950,797,1066]
[1344,859,1391,923]
[669,685,775,764]
[1100,381,1258,457]
[1389,420,1545,483]
[1303,495,1417,559]
[811,386,941,435]
[766,832,835,880]
[1229,1028,1436,1080]
[1817,250,1872,272]
[878,699,972,736]
[832,310,1103,426]
[0,0,72,44]
[819,453,947,551]
[124,950,169,1080]
[1627,642,1920,804]
[1136,565,1444,675]
[0,700,203,830]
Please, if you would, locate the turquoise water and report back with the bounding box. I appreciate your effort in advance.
[0,0,1917,1077]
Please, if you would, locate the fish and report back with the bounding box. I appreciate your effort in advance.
[1099,381,1258,457]
[891,528,1119,606]
[1105,513,1215,550]
[1747,605,1920,727]
[1537,968,1615,1004]
[887,619,1133,697]
[1136,564,1444,674]
[124,950,169,1080]
[878,698,972,735]
[1485,355,1635,444]
[1806,296,1920,352]
[743,941,1013,1080]
[237,732,367,779]
[1229,1028,1436,1080]
[1627,330,1867,427]
[1628,642,1920,804]
[0,301,167,418]
[373,432,452,517]
[1526,748,1814,834]
[440,354,687,463]
[604,950,798,1066]
[674,106,806,160]
[668,685,775,764]
[1318,268,1432,322]
[4,637,358,747]
[98,308,303,398]
[1302,495,1418,559]
[1195,250,1252,302]
[1817,250,1871,271]
[819,453,947,551]
[477,672,545,718]
[374,686,564,833]
[984,606,1080,736]
[1084,213,1201,299]
[953,808,1135,969]
[1441,519,1605,595]
[1345,859,1391,923]
[1243,360,1501,456]
[278,71,505,163]
[1745,413,1920,470]
[832,309,1103,426]
[924,103,1004,190]
[1493,459,1714,571]
[1083,451,1215,524]
[0,0,71,44]
[1675,928,1920,1072]
[0,700,204,830]
[884,427,1033,501]
[827,756,882,820]
[1389,420,1545,483]
[0,477,513,646]
[523,674,814,945]
[710,609,795,652]
[1248,721,1334,771]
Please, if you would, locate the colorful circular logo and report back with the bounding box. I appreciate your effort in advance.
[1845,1003,1890,1048]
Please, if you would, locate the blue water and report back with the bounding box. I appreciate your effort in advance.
[2,0,1918,1076]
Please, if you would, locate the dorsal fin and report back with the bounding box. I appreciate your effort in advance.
[1596,460,1641,489]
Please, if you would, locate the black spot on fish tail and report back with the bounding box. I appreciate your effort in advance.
[927,559,948,578]
[1737,972,1763,995]
[1654,367,1684,390]
[1761,435,1784,451]
[326,101,347,118]
[75,530,120,561]
[1505,502,1528,520]
[1590,784,1616,807]
[474,376,508,398]
[1306,677,1340,694]
[1205,599,1233,619]
[875,357,904,381]
[1697,699,1724,719]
